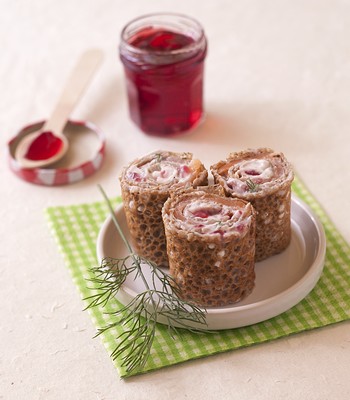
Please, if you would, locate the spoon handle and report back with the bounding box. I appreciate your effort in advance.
[43,49,104,135]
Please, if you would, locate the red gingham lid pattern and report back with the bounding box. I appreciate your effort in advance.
[7,120,106,186]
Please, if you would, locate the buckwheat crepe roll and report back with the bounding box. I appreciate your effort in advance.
[211,148,294,262]
[119,151,208,268]
[162,189,256,307]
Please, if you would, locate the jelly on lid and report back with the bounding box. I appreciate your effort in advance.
[24,131,64,161]
[14,49,103,169]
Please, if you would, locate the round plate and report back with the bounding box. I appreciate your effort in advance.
[96,196,326,330]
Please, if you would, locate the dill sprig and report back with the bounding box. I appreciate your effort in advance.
[84,185,208,374]
[246,178,260,192]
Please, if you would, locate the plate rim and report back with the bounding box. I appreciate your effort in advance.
[96,195,326,329]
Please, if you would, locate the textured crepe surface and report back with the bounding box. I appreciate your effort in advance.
[211,148,294,261]
[120,151,208,267]
[162,188,256,307]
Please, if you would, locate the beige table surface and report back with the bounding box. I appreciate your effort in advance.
[1,1,350,399]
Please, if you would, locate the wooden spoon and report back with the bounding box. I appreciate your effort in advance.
[15,49,103,168]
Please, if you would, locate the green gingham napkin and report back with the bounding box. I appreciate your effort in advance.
[45,176,350,378]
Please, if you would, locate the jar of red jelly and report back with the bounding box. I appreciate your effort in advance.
[119,13,207,136]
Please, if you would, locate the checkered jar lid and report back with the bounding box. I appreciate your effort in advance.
[7,120,106,186]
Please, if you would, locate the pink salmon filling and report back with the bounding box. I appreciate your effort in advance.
[126,154,193,186]
[178,200,252,237]
[226,159,277,193]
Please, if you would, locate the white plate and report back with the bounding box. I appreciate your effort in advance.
[96,196,326,330]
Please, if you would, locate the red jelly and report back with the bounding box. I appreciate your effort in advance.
[119,14,207,136]
[25,131,63,161]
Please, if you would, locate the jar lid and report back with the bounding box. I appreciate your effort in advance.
[7,120,106,186]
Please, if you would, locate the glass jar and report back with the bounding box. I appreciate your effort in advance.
[119,13,207,136]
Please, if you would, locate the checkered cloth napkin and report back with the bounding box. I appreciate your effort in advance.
[45,175,350,378]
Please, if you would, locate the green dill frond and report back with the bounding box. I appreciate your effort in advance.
[246,178,260,192]
[84,186,208,375]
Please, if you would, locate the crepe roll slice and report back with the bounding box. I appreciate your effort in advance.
[120,150,208,268]
[162,189,256,307]
[211,148,294,262]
